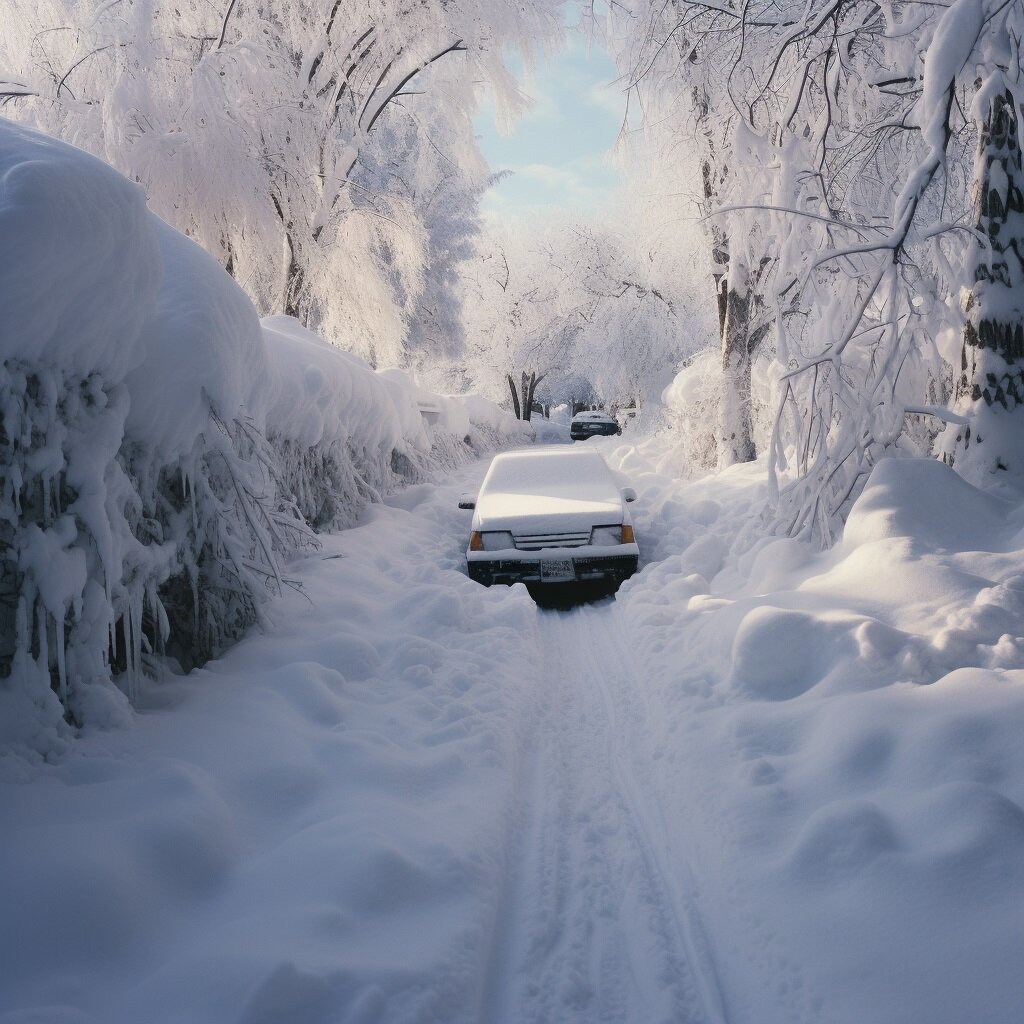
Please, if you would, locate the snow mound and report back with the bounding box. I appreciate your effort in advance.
[730,607,858,700]
[0,120,525,747]
[126,220,267,460]
[783,798,899,882]
[605,436,1024,1022]
[0,121,160,372]
[844,456,1017,552]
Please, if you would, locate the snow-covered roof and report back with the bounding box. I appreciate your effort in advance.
[474,449,625,532]
[483,449,618,498]
[571,410,617,422]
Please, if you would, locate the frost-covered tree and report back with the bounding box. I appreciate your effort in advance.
[463,206,704,418]
[611,0,1024,540]
[461,231,582,419]
[606,3,778,465]
[0,0,559,367]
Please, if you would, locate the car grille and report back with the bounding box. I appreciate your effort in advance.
[513,531,591,551]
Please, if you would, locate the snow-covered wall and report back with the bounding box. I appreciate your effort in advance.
[0,119,527,737]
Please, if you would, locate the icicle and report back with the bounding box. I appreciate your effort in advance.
[55,615,67,705]
[35,601,48,681]
[14,594,29,670]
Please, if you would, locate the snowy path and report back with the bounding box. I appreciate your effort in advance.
[8,442,1024,1024]
[480,604,727,1024]
[0,448,728,1024]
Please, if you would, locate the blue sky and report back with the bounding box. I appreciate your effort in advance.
[474,33,628,223]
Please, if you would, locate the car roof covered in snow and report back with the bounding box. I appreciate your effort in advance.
[479,449,621,504]
[474,450,625,532]
[571,410,616,421]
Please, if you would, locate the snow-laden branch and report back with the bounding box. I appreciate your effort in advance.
[904,404,971,425]
[360,40,467,136]
[701,203,881,240]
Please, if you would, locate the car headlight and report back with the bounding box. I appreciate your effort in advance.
[478,531,515,551]
[591,525,622,545]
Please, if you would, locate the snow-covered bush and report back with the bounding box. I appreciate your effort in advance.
[662,350,721,471]
[0,120,525,738]
[662,347,775,475]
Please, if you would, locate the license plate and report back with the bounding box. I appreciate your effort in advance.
[540,558,575,581]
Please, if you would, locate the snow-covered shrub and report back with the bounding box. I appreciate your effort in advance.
[0,120,524,739]
[662,350,721,472]
[662,345,778,478]
[259,320,529,532]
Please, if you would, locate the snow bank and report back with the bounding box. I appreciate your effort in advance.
[0,471,546,1023]
[605,434,1024,1022]
[0,119,525,748]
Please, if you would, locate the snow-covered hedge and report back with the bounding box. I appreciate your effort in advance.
[0,119,526,735]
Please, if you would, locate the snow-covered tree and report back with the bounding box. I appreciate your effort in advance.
[943,73,1024,480]
[611,0,1024,540]
[0,0,560,367]
[463,205,706,419]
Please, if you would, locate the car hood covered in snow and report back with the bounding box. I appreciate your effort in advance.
[473,449,626,534]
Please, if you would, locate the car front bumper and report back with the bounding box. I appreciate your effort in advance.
[467,549,639,586]
[570,426,620,439]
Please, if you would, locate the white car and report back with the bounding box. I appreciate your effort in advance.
[461,449,639,586]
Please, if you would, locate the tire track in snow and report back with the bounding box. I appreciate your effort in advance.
[478,599,729,1024]
[579,606,731,1024]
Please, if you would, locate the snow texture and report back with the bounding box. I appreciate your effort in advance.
[3,435,1023,1023]
[473,449,627,533]
[0,119,527,742]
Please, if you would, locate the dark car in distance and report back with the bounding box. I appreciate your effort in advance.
[570,410,621,441]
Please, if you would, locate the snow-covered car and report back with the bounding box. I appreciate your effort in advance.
[460,449,639,586]
[570,409,621,441]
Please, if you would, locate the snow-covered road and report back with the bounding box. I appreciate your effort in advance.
[0,446,726,1024]
[5,437,1024,1024]
[480,607,725,1024]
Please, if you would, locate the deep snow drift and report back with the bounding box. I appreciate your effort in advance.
[0,119,526,748]
[614,436,1024,1024]
[2,432,1023,1024]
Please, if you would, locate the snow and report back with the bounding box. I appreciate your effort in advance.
[918,0,986,156]
[4,97,1024,1024]
[125,216,267,460]
[0,119,527,739]
[473,449,628,533]
[4,429,1024,1023]
[571,410,617,423]
[0,121,160,372]
[611,434,1024,1023]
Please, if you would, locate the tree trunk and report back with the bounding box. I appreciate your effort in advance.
[694,85,729,343]
[719,255,756,466]
[524,371,546,423]
[948,79,1024,470]
[284,247,304,321]
[507,373,521,420]
[521,371,532,422]
[703,158,729,341]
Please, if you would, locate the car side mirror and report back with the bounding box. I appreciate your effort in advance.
[622,487,637,503]
[458,493,476,510]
